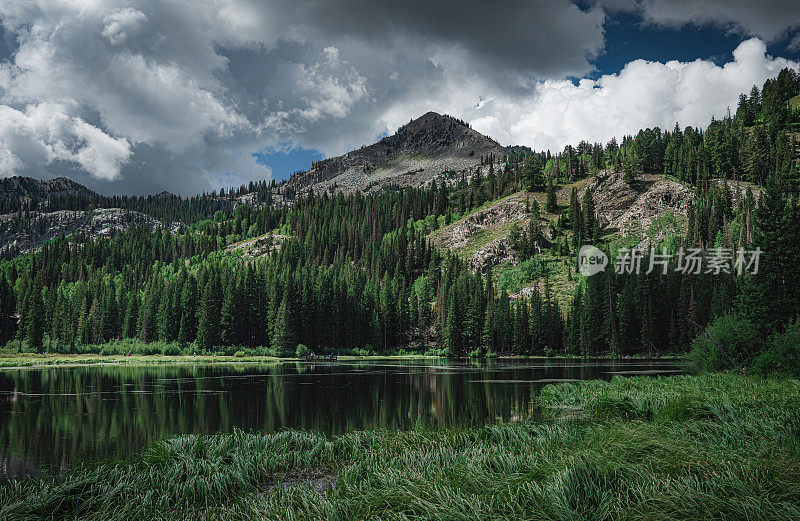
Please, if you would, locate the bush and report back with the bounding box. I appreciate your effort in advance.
[687,313,762,371]
[753,319,800,376]
[1,339,23,354]
[233,350,247,358]
[295,344,311,358]
[161,344,182,356]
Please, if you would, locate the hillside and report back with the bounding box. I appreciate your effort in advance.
[281,112,504,195]
[430,170,697,308]
[0,208,183,257]
[0,176,98,212]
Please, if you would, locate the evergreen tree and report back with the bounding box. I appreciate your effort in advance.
[581,189,596,244]
[545,180,558,213]
[196,272,222,350]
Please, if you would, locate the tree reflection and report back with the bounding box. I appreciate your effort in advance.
[0,359,677,478]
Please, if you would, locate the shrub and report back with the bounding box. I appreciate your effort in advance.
[753,319,800,376]
[295,344,311,358]
[161,344,182,356]
[687,313,762,371]
[233,350,247,358]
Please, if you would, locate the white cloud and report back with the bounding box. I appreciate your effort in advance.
[0,1,797,194]
[0,102,131,179]
[285,48,370,122]
[102,8,147,45]
[71,119,133,180]
[469,39,799,152]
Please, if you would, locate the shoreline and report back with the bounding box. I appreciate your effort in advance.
[0,352,682,370]
[2,374,796,520]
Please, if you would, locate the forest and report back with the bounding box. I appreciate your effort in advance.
[1,68,799,372]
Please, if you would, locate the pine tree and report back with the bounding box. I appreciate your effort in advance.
[581,189,596,244]
[545,180,558,213]
[271,288,295,355]
[0,275,15,345]
[177,275,198,344]
[738,176,800,334]
[196,272,222,350]
[26,286,45,352]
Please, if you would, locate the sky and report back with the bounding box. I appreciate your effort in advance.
[0,1,799,196]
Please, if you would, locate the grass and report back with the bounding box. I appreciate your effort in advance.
[0,352,455,369]
[0,353,284,369]
[2,373,798,520]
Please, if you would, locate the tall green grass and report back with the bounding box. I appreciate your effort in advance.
[2,374,799,520]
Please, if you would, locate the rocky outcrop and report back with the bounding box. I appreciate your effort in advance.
[0,208,182,255]
[226,233,291,258]
[432,196,529,250]
[466,236,517,272]
[581,172,694,236]
[430,193,548,271]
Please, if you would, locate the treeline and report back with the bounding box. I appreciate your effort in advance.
[1,174,565,356]
[0,179,280,223]
[506,68,800,190]
[2,69,799,360]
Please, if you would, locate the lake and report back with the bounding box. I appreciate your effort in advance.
[0,358,680,479]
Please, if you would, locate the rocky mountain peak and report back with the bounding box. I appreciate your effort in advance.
[281,111,503,195]
[379,112,487,154]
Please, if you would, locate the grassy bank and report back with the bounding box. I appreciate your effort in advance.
[0,353,285,369]
[2,374,798,520]
[0,353,452,369]
[0,352,674,369]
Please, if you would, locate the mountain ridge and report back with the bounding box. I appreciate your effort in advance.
[0,176,99,212]
[280,111,504,195]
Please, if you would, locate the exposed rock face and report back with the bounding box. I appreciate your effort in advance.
[432,196,529,250]
[0,208,182,255]
[282,112,503,196]
[430,193,548,271]
[226,233,291,258]
[581,172,694,236]
[466,236,517,272]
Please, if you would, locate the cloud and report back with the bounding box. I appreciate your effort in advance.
[0,1,797,195]
[0,0,610,193]
[468,39,799,152]
[789,33,800,53]
[236,0,607,80]
[598,0,800,41]
[102,8,147,45]
[0,102,131,179]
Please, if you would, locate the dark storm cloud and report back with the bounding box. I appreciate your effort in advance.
[248,0,606,81]
[597,0,800,40]
[0,0,797,195]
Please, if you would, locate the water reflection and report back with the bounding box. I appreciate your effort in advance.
[0,358,678,478]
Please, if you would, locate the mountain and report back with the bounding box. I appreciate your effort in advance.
[0,178,182,257]
[0,208,183,257]
[281,112,504,195]
[0,176,98,211]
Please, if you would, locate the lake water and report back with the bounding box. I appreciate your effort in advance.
[0,358,679,479]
